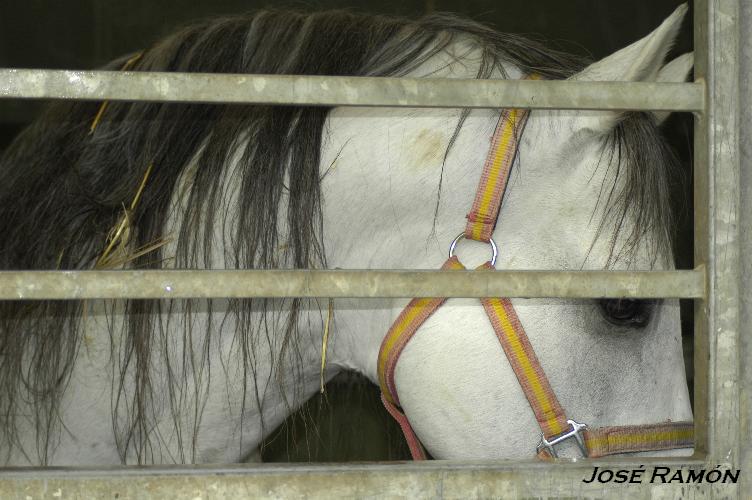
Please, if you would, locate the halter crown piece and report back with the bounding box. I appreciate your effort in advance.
[377,77,694,460]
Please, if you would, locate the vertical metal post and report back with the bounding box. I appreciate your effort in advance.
[739,0,752,493]
[693,0,710,459]
[695,0,741,465]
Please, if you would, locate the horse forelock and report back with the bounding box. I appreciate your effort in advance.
[0,9,677,464]
[595,114,679,269]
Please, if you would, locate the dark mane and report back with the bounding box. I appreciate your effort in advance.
[598,114,679,268]
[0,9,675,464]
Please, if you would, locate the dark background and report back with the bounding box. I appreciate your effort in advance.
[0,0,694,461]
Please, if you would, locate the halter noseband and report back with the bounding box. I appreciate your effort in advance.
[377,86,693,460]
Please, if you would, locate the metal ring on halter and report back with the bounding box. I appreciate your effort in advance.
[448,233,498,266]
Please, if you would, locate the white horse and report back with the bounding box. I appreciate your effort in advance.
[0,5,692,465]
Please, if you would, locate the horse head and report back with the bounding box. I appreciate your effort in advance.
[327,4,693,459]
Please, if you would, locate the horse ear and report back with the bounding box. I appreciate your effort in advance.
[653,52,694,125]
[571,3,689,133]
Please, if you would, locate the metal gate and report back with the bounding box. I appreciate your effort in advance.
[0,0,746,497]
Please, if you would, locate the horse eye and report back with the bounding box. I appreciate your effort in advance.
[597,299,655,328]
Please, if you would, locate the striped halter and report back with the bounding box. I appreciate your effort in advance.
[376,97,694,460]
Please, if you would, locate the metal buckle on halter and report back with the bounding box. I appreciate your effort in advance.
[536,419,589,458]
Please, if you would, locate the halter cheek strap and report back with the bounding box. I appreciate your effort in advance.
[464,107,526,243]
[377,94,694,460]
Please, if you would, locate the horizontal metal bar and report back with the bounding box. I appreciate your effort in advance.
[0,458,734,499]
[0,69,705,111]
[0,267,705,300]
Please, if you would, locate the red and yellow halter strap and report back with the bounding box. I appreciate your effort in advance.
[377,88,693,460]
